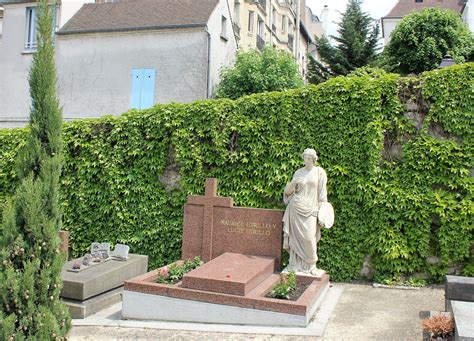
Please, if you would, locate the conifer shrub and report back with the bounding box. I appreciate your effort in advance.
[0,0,71,338]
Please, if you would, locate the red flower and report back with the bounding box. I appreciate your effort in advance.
[159,266,169,278]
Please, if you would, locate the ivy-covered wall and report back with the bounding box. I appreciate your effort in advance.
[0,64,472,282]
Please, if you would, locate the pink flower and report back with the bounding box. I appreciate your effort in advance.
[159,266,169,278]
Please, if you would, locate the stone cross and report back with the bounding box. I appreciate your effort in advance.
[186,178,233,262]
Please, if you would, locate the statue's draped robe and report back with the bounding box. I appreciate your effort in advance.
[283,166,327,271]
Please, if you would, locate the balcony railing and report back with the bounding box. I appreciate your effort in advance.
[233,22,241,38]
[287,34,294,50]
[257,34,265,51]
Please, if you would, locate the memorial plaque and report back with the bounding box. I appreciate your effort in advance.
[91,242,110,259]
[182,178,284,270]
[111,244,130,260]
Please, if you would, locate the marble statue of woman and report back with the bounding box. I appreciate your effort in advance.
[282,148,333,276]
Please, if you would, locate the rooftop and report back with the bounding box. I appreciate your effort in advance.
[384,0,466,18]
[58,0,219,35]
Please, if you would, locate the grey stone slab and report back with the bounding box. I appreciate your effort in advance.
[61,254,148,300]
[122,282,330,327]
[123,291,306,327]
[452,301,474,341]
[446,276,474,302]
[72,284,343,336]
[63,287,123,319]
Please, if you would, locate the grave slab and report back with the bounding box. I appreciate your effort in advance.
[123,272,329,327]
[125,268,328,318]
[181,253,275,296]
[61,254,148,301]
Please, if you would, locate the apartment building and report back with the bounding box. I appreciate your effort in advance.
[228,0,324,78]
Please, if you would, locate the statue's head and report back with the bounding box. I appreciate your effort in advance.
[302,148,318,163]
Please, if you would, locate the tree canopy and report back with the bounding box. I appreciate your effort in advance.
[308,0,379,84]
[214,46,303,100]
[384,8,473,74]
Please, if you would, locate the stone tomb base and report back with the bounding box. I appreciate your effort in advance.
[62,287,123,319]
[123,253,329,327]
[61,254,148,318]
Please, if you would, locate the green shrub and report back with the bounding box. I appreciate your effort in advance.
[157,257,203,284]
[270,272,297,299]
[384,8,473,74]
[214,46,303,99]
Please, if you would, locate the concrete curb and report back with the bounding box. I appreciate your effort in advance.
[373,283,422,290]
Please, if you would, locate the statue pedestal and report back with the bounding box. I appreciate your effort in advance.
[281,266,326,278]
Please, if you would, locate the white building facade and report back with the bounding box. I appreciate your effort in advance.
[381,0,470,45]
[0,0,96,127]
[462,0,474,32]
[0,0,236,127]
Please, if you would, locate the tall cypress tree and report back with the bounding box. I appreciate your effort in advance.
[308,0,380,84]
[0,0,71,339]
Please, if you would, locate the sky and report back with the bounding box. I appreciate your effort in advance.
[306,0,399,38]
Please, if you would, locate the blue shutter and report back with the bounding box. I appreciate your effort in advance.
[131,69,142,109]
[141,69,155,109]
[130,69,155,109]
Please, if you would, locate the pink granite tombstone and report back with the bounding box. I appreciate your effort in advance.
[182,178,284,270]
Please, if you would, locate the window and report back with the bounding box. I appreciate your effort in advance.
[234,3,240,26]
[24,6,57,51]
[221,16,227,39]
[415,0,423,2]
[248,10,255,33]
[131,69,155,110]
[257,16,264,36]
[0,7,4,40]
[25,7,37,50]
[282,14,287,33]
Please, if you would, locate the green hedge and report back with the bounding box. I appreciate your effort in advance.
[0,64,472,282]
[367,64,473,281]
